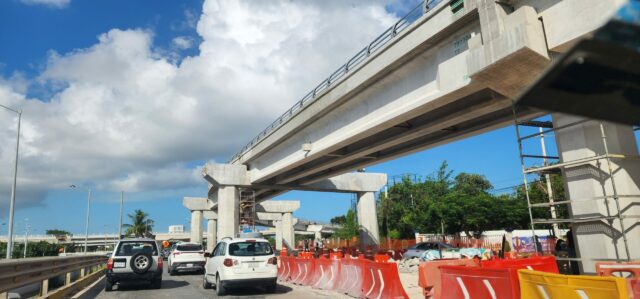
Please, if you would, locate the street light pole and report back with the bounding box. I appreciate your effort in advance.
[118,191,124,239]
[1,103,22,259]
[84,189,92,254]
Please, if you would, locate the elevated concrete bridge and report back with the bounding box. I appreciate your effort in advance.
[201,0,638,272]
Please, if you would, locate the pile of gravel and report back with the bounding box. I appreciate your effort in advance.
[397,257,420,273]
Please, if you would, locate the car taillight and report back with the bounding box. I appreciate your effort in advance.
[106,258,113,270]
[268,257,277,265]
[223,258,238,267]
[157,256,163,269]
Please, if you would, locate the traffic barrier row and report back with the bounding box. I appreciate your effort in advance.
[420,256,558,299]
[277,254,409,298]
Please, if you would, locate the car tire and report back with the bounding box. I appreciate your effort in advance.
[203,274,212,289]
[105,279,114,292]
[130,252,153,274]
[169,268,175,276]
[215,274,225,296]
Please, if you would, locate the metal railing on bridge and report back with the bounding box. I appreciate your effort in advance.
[0,255,107,297]
[229,0,442,163]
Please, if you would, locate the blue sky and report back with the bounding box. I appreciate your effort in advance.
[0,0,637,237]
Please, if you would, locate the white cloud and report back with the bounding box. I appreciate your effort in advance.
[0,0,398,212]
[172,36,194,50]
[20,0,70,8]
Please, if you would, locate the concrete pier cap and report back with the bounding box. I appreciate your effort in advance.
[182,197,215,211]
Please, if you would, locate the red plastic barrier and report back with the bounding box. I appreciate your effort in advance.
[335,257,364,298]
[361,259,409,299]
[597,262,640,298]
[482,256,559,273]
[310,257,341,290]
[440,266,520,299]
[418,259,479,299]
[290,257,316,285]
[278,256,295,282]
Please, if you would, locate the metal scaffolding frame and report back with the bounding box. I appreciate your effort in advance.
[239,189,256,233]
[512,106,639,265]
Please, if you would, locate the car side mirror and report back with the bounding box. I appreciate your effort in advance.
[204,252,211,258]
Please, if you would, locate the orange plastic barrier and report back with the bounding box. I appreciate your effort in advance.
[482,256,559,273]
[440,266,520,299]
[596,262,640,298]
[290,257,316,285]
[418,259,479,299]
[361,259,409,299]
[311,257,341,290]
[518,269,629,299]
[335,257,364,298]
[278,256,295,282]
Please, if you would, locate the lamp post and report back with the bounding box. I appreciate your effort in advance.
[1,103,21,259]
[118,191,124,240]
[70,185,92,254]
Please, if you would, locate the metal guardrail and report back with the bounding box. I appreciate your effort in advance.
[0,255,108,293]
[229,0,441,163]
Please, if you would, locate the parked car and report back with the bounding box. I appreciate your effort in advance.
[203,237,277,296]
[168,242,206,275]
[105,238,163,291]
[402,242,457,259]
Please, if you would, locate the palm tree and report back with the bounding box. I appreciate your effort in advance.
[122,209,154,237]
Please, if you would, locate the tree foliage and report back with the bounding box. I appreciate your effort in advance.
[122,209,154,237]
[334,209,359,239]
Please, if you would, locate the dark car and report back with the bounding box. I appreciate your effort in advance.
[105,238,163,291]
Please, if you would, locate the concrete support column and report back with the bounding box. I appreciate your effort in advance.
[274,221,283,250]
[41,279,49,296]
[281,213,295,250]
[553,114,640,273]
[206,219,217,252]
[357,191,380,250]
[217,186,239,242]
[190,210,203,244]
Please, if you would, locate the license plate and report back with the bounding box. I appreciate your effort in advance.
[114,262,125,268]
[187,263,193,267]
[247,262,260,268]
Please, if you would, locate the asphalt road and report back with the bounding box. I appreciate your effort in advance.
[78,272,350,299]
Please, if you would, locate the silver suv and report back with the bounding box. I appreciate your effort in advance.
[105,238,163,291]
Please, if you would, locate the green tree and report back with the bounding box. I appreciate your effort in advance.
[46,229,71,236]
[334,209,359,239]
[122,209,154,237]
[330,215,346,225]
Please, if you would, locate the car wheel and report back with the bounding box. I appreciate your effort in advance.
[215,274,225,296]
[169,268,175,276]
[130,252,153,274]
[105,279,114,292]
[203,274,212,289]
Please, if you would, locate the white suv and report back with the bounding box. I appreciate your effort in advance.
[168,242,206,275]
[202,237,277,295]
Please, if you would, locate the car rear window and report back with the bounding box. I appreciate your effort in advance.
[176,244,203,251]
[228,241,273,256]
[116,241,157,256]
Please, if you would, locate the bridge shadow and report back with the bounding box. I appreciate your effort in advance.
[222,284,293,296]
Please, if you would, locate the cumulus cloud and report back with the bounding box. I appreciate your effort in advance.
[172,36,194,50]
[0,0,398,212]
[20,0,70,8]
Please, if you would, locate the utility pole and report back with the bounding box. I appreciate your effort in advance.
[1,104,22,259]
[118,191,124,240]
[539,127,561,238]
[23,220,30,258]
[84,190,92,253]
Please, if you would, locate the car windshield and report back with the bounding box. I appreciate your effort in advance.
[116,241,157,256]
[228,241,273,256]
[176,244,203,251]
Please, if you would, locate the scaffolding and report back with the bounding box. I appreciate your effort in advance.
[239,189,256,233]
[512,107,639,267]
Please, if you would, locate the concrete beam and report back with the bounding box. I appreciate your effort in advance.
[202,163,250,186]
[257,200,300,213]
[182,197,214,211]
[256,212,282,221]
[202,211,218,220]
[302,173,387,192]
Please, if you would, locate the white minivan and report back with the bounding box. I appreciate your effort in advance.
[202,237,277,296]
